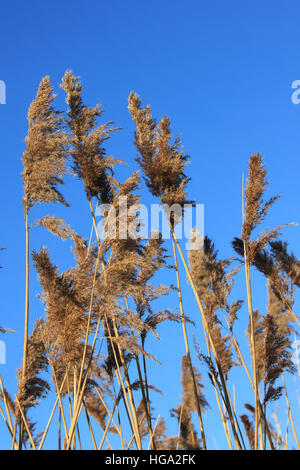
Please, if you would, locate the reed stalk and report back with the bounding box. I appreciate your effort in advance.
[243,243,260,449]
[171,228,242,449]
[281,373,300,449]
[171,231,207,449]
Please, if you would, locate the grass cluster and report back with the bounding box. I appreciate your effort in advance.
[0,72,299,450]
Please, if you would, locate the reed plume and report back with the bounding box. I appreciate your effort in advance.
[32,241,95,368]
[240,411,255,450]
[21,76,69,403]
[85,392,107,430]
[263,314,295,405]
[61,70,119,205]
[238,153,287,449]
[128,92,192,208]
[170,355,207,450]
[16,319,50,447]
[22,77,68,212]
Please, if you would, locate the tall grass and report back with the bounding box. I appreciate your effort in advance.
[0,72,299,450]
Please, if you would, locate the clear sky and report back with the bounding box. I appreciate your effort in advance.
[1,0,300,450]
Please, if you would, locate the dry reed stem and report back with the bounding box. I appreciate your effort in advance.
[74,243,101,410]
[107,317,141,447]
[94,385,122,437]
[0,406,15,442]
[82,400,97,450]
[111,319,143,449]
[126,412,146,450]
[65,315,102,449]
[141,346,154,447]
[227,388,247,449]
[77,424,82,450]
[125,296,156,450]
[284,408,290,450]
[66,305,134,450]
[38,370,68,449]
[171,228,242,450]
[46,351,69,442]
[18,213,30,448]
[71,373,77,449]
[281,373,300,449]
[65,238,104,448]
[88,199,142,449]
[147,414,160,450]
[22,213,30,379]
[213,370,233,449]
[243,243,259,450]
[102,315,138,444]
[176,404,183,450]
[11,417,18,450]
[220,309,274,449]
[171,231,207,449]
[133,349,155,447]
[0,375,17,449]
[15,395,36,450]
[200,323,234,449]
[98,400,120,450]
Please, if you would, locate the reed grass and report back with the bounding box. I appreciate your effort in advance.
[0,73,299,451]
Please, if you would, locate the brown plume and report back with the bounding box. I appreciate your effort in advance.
[128,92,192,209]
[61,70,119,204]
[22,76,68,212]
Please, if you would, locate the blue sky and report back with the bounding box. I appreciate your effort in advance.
[1,0,300,449]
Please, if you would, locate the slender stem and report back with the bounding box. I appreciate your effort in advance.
[141,340,152,439]
[0,376,17,449]
[19,210,30,449]
[65,315,102,449]
[38,370,68,450]
[46,351,69,442]
[58,407,61,450]
[75,244,101,409]
[125,297,156,449]
[88,199,142,449]
[243,242,259,450]
[125,413,145,450]
[66,311,135,449]
[212,373,233,449]
[82,400,97,450]
[0,405,15,441]
[76,424,82,450]
[22,211,29,376]
[171,231,207,449]
[171,228,242,449]
[112,319,142,449]
[15,395,36,450]
[11,416,18,450]
[98,401,119,450]
[284,407,290,450]
[134,350,156,449]
[94,385,122,437]
[148,414,160,450]
[103,315,137,442]
[202,327,233,449]
[282,373,300,449]
[220,309,274,449]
